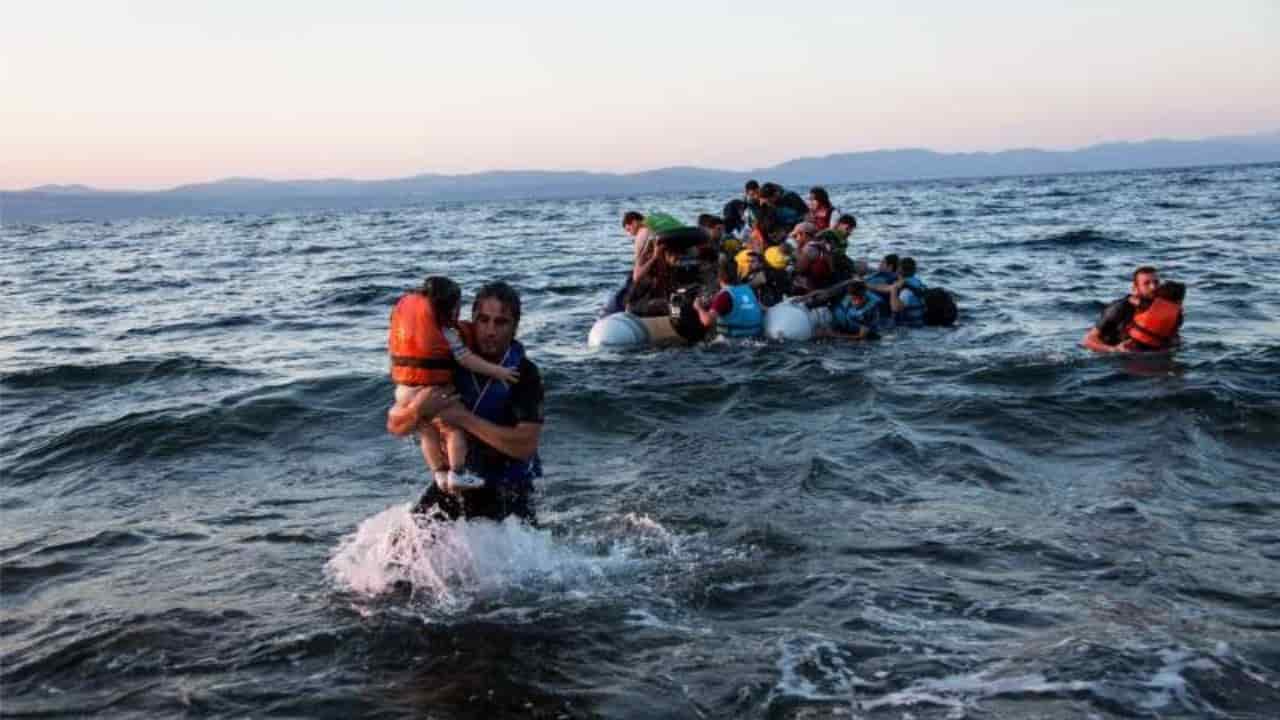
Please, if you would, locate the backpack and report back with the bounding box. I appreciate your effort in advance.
[919,287,958,326]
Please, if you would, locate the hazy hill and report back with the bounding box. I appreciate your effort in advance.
[4,133,1278,223]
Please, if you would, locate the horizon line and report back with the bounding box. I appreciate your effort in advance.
[10,129,1278,195]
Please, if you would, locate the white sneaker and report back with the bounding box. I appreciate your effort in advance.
[433,470,450,488]
[448,470,485,489]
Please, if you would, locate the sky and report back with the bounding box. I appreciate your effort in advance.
[3,0,1278,190]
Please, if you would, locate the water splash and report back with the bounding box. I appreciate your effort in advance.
[324,504,687,612]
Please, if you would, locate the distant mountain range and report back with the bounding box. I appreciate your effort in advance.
[4,132,1279,223]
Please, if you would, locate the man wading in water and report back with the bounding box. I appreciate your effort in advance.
[1081,266,1181,353]
[388,282,544,523]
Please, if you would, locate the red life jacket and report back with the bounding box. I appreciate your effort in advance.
[810,206,833,231]
[388,291,453,385]
[1127,298,1180,350]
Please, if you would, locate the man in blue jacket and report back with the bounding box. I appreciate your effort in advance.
[399,282,544,523]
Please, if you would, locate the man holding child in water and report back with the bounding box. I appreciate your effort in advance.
[1081,265,1185,353]
[387,281,544,524]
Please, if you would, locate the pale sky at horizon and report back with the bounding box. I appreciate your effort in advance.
[3,0,1278,191]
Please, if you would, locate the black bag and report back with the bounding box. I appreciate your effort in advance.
[920,287,958,326]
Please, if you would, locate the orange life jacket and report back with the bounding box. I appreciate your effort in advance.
[388,291,453,385]
[1127,298,1180,349]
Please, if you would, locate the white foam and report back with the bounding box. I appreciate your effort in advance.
[325,503,607,610]
[325,505,691,613]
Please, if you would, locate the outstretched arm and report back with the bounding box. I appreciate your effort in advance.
[1081,327,1120,353]
[458,351,519,385]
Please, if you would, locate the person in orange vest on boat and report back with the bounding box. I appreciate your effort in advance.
[1081,266,1182,353]
[1122,281,1185,352]
[386,276,520,492]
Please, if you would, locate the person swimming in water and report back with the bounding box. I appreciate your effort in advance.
[1081,266,1181,353]
[1121,280,1185,352]
[818,280,882,341]
[386,276,520,492]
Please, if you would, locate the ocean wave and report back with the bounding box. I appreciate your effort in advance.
[317,285,402,307]
[116,314,268,338]
[1022,228,1128,248]
[5,374,385,482]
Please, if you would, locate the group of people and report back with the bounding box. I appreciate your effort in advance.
[606,180,950,342]
[374,187,1187,529]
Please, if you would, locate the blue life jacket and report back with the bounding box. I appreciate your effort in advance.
[896,277,928,327]
[864,271,898,320]
[716,284,764,338]
[865,270,898,287]
[832,293,882,333]
[455,340,542,490]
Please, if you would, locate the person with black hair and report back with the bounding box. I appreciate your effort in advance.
[721,199,748,244]
[694,256,764,338]
[402,282,544,523]
[601,211,650,315]
[819,280,882,341]
[386,277,521,493]
[1081,266,1179,353]
[889,257,928,326]
[806,187,839,230]
[834,214,857,235]
[1122,280,1185,351]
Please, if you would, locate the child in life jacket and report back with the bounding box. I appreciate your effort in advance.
[1123,281,1185,351]
[385,276,519,490]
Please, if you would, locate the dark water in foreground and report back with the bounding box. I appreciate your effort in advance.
[3,164,1280,718]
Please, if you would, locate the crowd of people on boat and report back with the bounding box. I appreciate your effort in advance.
[376,182,1187,525]
[604,180,957,343]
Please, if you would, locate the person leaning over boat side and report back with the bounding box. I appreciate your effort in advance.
[694,256,764,339]
[626,241,686,317]
[865,253,900,322]
[889,257,928,327]
[601,211,648,315]
[405,282,543,523]
[1081,265,1180,353]
[818,280,882,341]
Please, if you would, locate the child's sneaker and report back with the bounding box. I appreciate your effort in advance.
[447,470,485,489]
[433,470,451,488]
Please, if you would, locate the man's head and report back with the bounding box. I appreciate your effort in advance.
[880,253,899,273]
[836,214,857,233]
[697,213,724,242]
[1132,266,1160,301]
[848,280,869,304]
[622,211,644,237]
[660,243,684,267]
[899,257,917,278]
[791,221,817,246]
[471,281,521,360]
[744,180,760,202]
[759,182,782,205]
